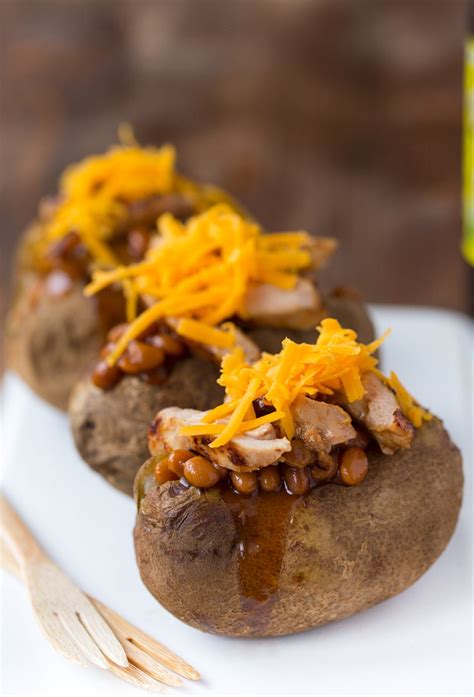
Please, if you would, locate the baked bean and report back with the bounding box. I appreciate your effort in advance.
[146,333,185,356]
[339,447,369,486]
[154,457,178,485]
[45,233,88,278]
[127,227,150,260]
[118,341,165,374]
[107,323,129,343]
[253,398,274,417]
[310,452,338,482]
[51,258,85,279]
[92,360,122,390]
[259,466,281,492]
[47,231,81,260]
[231,471,258,495]
[283,465,310,495]
[346,427,371,450]
[184,457,220,488]
[283,438,314,467]
[167,449,194,477]
[319,451,338,471]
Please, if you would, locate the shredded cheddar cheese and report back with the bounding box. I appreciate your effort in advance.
[180,318,431,447]
[33,129,238,269]
[85,204,318,365]
[180,410,285,437]
[40,143,178,266]
[176,319,236,349]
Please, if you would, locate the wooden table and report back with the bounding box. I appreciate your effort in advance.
[1,0,470,314]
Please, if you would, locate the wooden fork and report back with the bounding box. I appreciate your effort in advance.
[0,496,200,691]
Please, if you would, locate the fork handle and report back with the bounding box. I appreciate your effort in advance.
[0,495,48,570]
[0,535,21,579]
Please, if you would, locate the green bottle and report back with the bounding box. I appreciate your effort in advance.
[463,3,474,266]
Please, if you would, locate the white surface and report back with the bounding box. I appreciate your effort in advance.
[1,305,472,696]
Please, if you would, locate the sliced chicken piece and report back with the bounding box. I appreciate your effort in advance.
[148,407,291,472]
[305,236,338,269]
[244,278,325,330]
[291,395,357,452]
[164,318,260,364]
[345,372,414,455]
[198,325,261,364]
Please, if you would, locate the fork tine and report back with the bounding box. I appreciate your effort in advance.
[77,604,128,667]
[37,612,87,667]
[59,611,110,669]
[92,598,200,680]
[120,637,184,687]
[107,660,165,692]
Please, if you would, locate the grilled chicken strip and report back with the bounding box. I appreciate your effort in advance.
[149,407,291,472]
[244,278,325,330]
[345,372,414,455]
[292,395,357,452]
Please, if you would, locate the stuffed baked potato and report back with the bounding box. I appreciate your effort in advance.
[68,203,374,495]
[133,319,463,637]
[7,140,238,409]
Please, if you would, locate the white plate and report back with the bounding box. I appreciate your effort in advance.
[1,306,472,696]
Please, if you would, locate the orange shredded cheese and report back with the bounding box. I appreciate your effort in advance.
[385,371,432,427]
[41,142,177,266]
[176,318,236,349]
[180,318,389,446]
[34,129,238,269]
[180,319,429,448]
[180,411,285,437]
[85,204,318,365]
[181,319,432,447]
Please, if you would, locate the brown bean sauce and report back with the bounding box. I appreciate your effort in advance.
[222,488,299,631]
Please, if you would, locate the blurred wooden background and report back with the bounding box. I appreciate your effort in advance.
[1,0,470,312]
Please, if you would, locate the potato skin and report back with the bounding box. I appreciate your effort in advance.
[6,275,104,410]
[134,418,463,637]
[69,358,224,495]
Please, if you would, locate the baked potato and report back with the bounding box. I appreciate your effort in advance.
[68,291,374,496]
[7,274,106,410]
[134,418,462,637]
[6,140,239,410]
[7,252,134,409]
[132,318,463,637]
